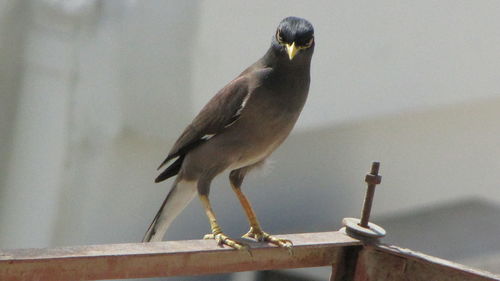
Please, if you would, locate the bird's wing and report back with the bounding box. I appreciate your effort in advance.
[158,75,251,170]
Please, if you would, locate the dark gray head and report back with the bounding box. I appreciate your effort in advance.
[271,17,315,62]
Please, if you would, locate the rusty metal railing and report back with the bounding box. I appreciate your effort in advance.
[0,231,498,281]
[1,162,499,281]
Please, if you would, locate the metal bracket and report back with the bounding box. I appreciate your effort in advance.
[341,162,386,242]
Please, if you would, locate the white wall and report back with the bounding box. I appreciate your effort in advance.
[0,0,77,248]
[272,99,500,221]
[0,1,499,279]
[0,0,28,216]
[118,1,200,138]
[191,1,500,129]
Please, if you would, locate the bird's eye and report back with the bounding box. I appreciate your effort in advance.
[276,30,285,44]
[304,37,314,48]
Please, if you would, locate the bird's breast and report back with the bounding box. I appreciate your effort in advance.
[224,94,306,169]
[222,69,310,170]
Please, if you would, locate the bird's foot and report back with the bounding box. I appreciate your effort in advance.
[242,227,293,254]
[203,232,251,254]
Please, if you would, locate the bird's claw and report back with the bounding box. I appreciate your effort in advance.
[242,227,294,255]
[242,229,265,242]
[203,233,252,256]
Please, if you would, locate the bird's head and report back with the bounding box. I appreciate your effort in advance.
[272,17,315,61]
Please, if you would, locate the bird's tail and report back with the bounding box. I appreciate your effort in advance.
[143,179,197,242]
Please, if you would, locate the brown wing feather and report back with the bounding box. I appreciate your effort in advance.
[157,76,250,170]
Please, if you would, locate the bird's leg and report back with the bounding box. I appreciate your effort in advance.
[229,174,293,251]
[199,194,248,251]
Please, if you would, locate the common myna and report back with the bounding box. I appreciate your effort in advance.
[143,17,315,251]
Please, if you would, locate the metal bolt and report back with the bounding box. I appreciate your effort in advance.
[359,162,382,228]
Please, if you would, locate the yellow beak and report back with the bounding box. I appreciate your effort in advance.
[285,42,298,60]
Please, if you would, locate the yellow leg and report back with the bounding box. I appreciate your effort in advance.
[231,184,293,251]
[199,194,248,251]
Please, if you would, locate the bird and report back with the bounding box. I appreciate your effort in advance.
[143,16,315,251]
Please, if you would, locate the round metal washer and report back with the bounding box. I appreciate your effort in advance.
[342,217,386,238]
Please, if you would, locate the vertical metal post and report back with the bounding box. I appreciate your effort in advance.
[335,162,384,280]
[359,162,381,228]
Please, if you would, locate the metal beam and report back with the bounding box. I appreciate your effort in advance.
[0,231,360,281]
[351,244,500,281]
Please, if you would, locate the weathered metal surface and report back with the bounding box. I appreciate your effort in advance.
[352,245,500,281]
[0,231,360,281]
[330,246,362,281]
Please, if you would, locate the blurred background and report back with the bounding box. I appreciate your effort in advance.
[0,0,499,280]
